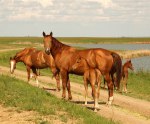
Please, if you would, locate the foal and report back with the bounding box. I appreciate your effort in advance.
[122,59,134,93]
[10,48,60,90]
[72,56,101,111]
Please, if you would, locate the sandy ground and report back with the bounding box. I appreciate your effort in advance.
[0,66,150,124]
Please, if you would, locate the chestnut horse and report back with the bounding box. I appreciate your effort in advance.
[104,59,134,93]
[72,56,101,110]
[43,32,122,106]
[122,59,134,93]
[10,48,60,90]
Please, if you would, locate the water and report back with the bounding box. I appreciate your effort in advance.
[71,43,150,50]
[123,56,150,72]
[70,43,150,71]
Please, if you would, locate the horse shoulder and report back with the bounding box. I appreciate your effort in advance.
[24,55,32,66]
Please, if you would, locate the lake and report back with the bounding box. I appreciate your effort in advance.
[71,43,150,50]
[123,57,150,72]
[70,43,150,71]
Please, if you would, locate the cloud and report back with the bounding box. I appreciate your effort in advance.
[86,0,117,9]
[22,0,53,8]
[0,0,149,23]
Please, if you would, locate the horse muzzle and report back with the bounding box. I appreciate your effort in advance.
[45,48,51,55]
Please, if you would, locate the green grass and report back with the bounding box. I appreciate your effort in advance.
[125,71,150,101]
[0,74,115,124]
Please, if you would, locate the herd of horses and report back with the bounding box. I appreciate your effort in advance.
[9,32,134,111]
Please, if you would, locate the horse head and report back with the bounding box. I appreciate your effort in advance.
[127,59,134,70]
[72,56,82,70]
[10,57,16,74]
[43,31,53,55]
[72,56,88,71]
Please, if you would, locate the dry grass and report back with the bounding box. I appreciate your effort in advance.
[117,50,150,59]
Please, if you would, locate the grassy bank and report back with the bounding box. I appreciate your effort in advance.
[0,74,115,124]
[125,71,150,101]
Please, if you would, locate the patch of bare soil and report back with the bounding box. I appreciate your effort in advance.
[0,66,150,124]
[0,104,77,124]
[0,48,25,53]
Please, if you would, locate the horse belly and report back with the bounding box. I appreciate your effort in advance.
[95,54,113,74]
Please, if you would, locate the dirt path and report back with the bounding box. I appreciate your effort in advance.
[0,48,25,53]
[0,66,150,124]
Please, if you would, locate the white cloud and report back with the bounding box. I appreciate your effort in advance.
[0,0,149,23]
[86,0,117,8]
[22,0,53,8]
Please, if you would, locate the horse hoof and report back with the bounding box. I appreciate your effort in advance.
[62,95,66,99]
[106,101,112,107]
[57,88,61,92]
[68,96,72,100]
[95,105,100,110]
[94,109,98,112]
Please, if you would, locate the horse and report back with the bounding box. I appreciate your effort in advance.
[72,56,102,111]
[43,32,122,106]
[122,59,134,93]
[10,47,60,90]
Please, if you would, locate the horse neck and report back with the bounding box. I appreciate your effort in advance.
[122,63,129,76]
[14,55,25,63]
[51,37,70,58]
[123,62,130,70]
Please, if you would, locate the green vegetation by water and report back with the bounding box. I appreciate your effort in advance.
[0,37,150,45]
[125,71,150,101]
[0,74,115,124]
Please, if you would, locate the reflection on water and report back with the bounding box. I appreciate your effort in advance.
[71,43,150,50]
[70,43,150,71]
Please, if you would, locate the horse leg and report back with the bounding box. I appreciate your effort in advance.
[122,78,126,93]
[97,71,101,100]
[67,79,72,100]
[37,69,40,76]
[60,70,70,99]
[111,73,116,90]
[124,77,128,93]
[51,68,61,91]
[32,67,39,87]
[105,73,114,105]
[55,73,61,91]
[90,72,99,111]
[103,79,107,89]
[26,66,31,83]
[83,74,88,105]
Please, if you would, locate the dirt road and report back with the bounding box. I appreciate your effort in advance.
[0,65,150,124]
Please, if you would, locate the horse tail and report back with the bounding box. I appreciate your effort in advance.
[111,52,122,89]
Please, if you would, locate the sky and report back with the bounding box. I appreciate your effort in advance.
[0,0,150,37]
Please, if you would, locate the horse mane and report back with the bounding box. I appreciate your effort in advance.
[14,50,24,61]
[51,37,71,56]
[52,37,70,48]
[123,60,130,68]
[13,47,36,62]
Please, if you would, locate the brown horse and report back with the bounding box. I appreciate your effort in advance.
[72,56,102,110]
[122,59,134,93]
[43,32,122,106]
[10,48,60,90]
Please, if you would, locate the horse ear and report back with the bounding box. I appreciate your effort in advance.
[43,32,46,37]
[128,59,131,62]
[50,32,53,36]
[10,57,12,60]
